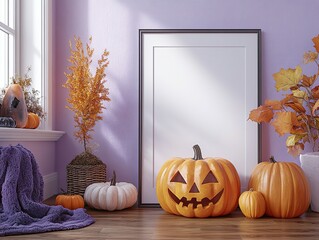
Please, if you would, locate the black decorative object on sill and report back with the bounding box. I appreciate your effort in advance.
[0,117,16,128]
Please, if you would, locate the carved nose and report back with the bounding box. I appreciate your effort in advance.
[189,183,200,193]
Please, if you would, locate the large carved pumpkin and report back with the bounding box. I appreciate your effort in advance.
[1,84,28,128]
[156,145,241,218]
[248,156,311,218]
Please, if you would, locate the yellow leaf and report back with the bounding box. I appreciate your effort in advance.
[273,66,303,91]
[271,112,300,136]
[292,89,307,102]
[248,105,274,123]
[265,99,282,110]
[287,143,304,157]
[312,99,319,115]
[312,34,319,52]
[286,134,304,147]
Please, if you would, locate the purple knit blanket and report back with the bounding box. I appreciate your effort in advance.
[0,145,94,236]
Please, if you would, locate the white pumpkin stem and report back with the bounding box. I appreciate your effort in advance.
[110,170,117,186]
[193,144,203,160]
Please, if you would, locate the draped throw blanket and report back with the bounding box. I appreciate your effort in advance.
[0,145,94,236]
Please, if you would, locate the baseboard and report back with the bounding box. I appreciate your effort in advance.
[43,172,58,200]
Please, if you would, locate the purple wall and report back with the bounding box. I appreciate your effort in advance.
[53,0,319,189]
[0,141,55,176]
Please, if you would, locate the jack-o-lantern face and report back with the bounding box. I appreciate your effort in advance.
[156,145,241,218]
[168,168,224,209]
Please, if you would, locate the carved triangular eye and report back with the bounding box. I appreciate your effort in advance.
[202,171,218,184]
[171,171,186,183]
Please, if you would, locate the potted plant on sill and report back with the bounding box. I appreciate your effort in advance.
[248,34,319,212]
[63,36,110,196]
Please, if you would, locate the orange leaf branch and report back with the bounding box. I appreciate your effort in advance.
[249,34,319,156]
[63,36,110,152]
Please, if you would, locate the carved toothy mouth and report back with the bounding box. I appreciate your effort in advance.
[168,188,224,208]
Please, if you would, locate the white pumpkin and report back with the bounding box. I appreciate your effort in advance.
[84,171,138,211]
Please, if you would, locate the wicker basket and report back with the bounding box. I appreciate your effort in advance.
[67,163,107,196]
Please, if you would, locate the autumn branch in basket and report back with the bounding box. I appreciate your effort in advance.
[63,36,110,152]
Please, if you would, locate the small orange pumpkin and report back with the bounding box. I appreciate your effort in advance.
[55,194,84,210]
[248,156,311,218]
[239,188,266,218]
[24,113,40,129]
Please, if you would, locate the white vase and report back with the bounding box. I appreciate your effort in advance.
[300,152,319,212]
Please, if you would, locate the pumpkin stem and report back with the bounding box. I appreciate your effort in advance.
[193,144,203,160]
[270,156,277,163]
[110,170,117,186]
[249,188,254,192]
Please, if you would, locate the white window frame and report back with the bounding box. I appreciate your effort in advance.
[0,0,19,89]
[0,0,63,142]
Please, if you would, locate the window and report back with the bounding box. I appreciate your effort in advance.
[0,0,16,90]
[0,0,64,141]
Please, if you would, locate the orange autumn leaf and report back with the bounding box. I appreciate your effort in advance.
[63,36,111,152]
[303,51,318,64]
[285,102,306,113]
[273,66,303,91]
[271,112,300,136]
[281,94,305,112]
[248,105,274,123]
[312,99,319,115]
[249,35,319,155]
[287,142,304,157]
[280,94,293,105]
[312,86,319,98]
[265,99,282,110]
[312,34,319,52]
[302,74,317,87]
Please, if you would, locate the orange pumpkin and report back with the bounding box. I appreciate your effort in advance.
[1,84,28,128]
[55,194,85,210]
[24,113,40,129]
[248,156,311,218]
[156,145,241,218]
[239,189,266,218]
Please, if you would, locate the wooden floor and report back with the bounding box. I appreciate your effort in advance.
[5,203,319,239]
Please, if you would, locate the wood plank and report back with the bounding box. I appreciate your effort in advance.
[4,200,319,239]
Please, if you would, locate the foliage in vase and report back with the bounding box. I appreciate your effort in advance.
[249,34,319,156]
[63,36,110,152]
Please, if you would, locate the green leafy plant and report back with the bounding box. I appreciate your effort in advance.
[249,34,319,156]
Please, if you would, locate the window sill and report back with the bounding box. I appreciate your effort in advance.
[0,128,65,142]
